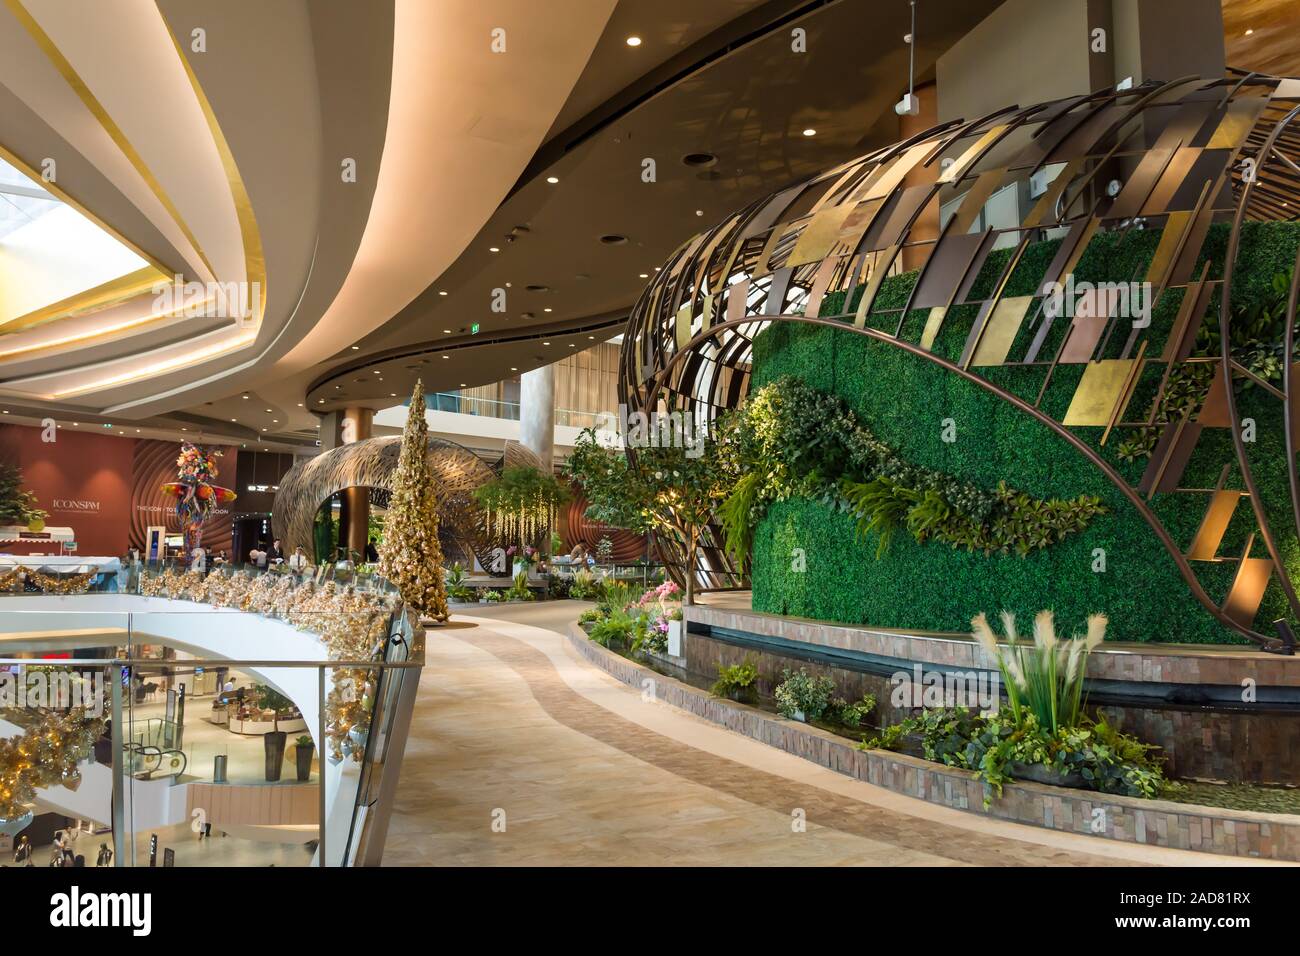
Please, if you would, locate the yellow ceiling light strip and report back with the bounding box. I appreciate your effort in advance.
[46,327,257,399]
[4,0,219,284]
[0,295,216,360]
[0,265,166,335]
[163,18,265,325]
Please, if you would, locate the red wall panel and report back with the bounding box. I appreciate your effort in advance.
[0,424,133,556]
[0,426,237,557]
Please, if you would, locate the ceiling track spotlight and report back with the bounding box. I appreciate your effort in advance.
[895,0,920,116]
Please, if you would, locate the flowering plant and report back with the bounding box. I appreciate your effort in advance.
[636,580,681,636]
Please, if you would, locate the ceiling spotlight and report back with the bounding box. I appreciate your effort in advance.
[639,273,649,278]
[489,246,500,253]
[1245,28,1254,35]
[546,176,559,184]
[544,307,553,313]
[438,290,448,296]
[802,128,816,137]
[442,354,449,359]
[230,418,237,423]
[510,367,517,371]
[695,210,703,216]
[443,329,452,334]
[459,383,467,387]
[542,341,551,346]
[625,35,642,46]
[351,345,359,350]
[242,394,249,399]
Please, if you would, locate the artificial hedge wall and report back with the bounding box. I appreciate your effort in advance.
[749,221,1300,644]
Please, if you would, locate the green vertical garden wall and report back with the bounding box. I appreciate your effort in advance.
[748,222,1300,644]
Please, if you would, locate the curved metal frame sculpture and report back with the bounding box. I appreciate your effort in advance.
[619,73,1300,652]
[272,435,499,570]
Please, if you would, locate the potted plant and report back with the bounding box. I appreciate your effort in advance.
[711,659,759,703]
[774,668,835,723]
[257,684,291,781]
[294,734,315,781]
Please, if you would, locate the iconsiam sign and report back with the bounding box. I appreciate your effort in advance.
[160,442,236,564]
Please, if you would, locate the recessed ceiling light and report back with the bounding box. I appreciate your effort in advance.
[588,336,595,340]
[803,128,816,137]
[510,367,517,371]
[695,210,703,216]
[489,246,500,253]
[682,152,718,168]
[459,383,467,387]
[546,176,559,184]
[542,341,550,345]
[1245,28,1254,35]
[544,307,553,313]
[438,290,448,296]
[351,345,359,350]
[442,354,449,359]
[654,266,661,271]
[568,343,575,348]
[242,394,249,399]
[639,273,648,278]
[443,329,452,334]
[297,403,303,407]
[73,422,80,426]
[625,35,641,46]
[230,418,237,422]
[318,399,325,404]
[265,408,272,413]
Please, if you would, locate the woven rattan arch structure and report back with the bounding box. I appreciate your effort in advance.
[272,435,500,570]
[619,73,1300,652]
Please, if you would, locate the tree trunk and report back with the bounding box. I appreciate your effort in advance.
[684,540,697,606]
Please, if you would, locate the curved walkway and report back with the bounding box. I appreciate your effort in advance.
[384,602,1280,866]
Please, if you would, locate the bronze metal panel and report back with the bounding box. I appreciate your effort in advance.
[1058,315,1108,363]
[1139,420,1204,496]
[1063,359,1139,426]
[1197,363,1232,427]
[1187,490,1244,561]
[764,267,793,316]
[971,295,1032,366]
[788,203,856,267]
[726,279,749,324]
[938,125,1009,183]
[911,231,987,308]
[919,307,947,351]
[1145,211,1191,288]
[675,304,692,349]
[946,169,1004,235]
[1109,147,1177,219]
[1204,96,1268,148]
[1141,148,1203,216]
[803,256,839,318]
[1168,150,1232,209]
[867,185,932,251]
[1223,557,1273,627]
[1037,217,1098,295]
[854,246,899,327]
[1163,273,1214,363]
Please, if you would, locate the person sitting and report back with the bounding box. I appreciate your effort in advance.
[566,543,587,564]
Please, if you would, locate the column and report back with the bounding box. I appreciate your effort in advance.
[341,406,373,560]
[519,365,555,469]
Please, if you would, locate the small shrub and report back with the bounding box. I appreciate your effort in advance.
[711,659,759,701]
[774,668,835,720]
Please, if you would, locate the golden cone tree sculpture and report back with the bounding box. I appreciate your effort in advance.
[379,381,448,622]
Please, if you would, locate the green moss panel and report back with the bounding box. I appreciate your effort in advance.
[748,221,1300,644]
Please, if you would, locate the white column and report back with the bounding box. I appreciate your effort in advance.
[519,364,555,467]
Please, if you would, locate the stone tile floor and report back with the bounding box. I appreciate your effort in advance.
[384,602,1282,867]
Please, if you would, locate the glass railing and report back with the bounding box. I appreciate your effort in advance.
[428,391,617,431]
[0,580,422,868]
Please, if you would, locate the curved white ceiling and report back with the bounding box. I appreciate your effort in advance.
[0,0,614,424]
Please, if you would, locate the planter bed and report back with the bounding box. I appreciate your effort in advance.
[567,622,1300,861]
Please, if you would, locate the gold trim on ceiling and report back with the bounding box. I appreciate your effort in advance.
[163,18,265,325]
[0,265,167,335]
[4,0,219,284]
